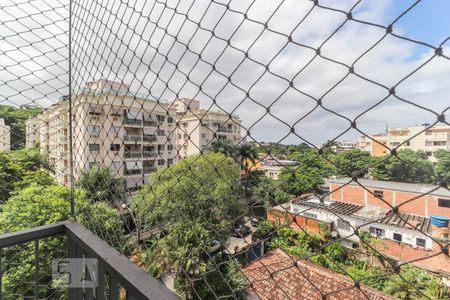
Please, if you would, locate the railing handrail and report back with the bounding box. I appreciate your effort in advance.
[0,221,180,300]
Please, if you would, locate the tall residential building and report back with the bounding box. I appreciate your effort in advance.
[172,98,242,159]
[28,79,177,189]
[25,116,41,148]
[387,124,449,161]
[357,133,389,157]
[0,118,10,151]
[357,124,450,161]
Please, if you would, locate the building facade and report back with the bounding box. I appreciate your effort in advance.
[0,118,10,151]
[28,80,177,189]
[172,98,242,159]
[357,133,389,156]
[25,116,41,148]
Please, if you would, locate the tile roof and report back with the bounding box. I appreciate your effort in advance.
[243,249,398,300]
[327,178,450,198]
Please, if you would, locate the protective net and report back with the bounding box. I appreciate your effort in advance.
[1,0,450,299]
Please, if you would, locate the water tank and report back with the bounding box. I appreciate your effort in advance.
[430,215,450,228]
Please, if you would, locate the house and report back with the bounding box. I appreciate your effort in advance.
[243,248,397,300]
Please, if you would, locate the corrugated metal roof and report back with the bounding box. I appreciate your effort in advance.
[327,178,450,197]
[379,212,431,234]
[292,197,363,216]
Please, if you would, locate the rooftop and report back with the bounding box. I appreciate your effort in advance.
[292,194,362,216]
[328,178,450,198]
[243,249,397,300]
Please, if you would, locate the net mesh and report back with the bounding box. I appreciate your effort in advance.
[0,0,450,299]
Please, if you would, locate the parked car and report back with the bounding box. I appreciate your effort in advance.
[233,224,251,237]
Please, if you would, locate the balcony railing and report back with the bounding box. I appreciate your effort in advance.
[143,135,157,142]
[124,118,142,126]
[217,127,235,133]
[143,120,157,127]
[125,151,142,158]
[124,135,142,142]
[143,151,157,158]
[0,221,179,300]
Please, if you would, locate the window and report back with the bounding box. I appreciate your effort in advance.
[393,233,402,242]
[336,219,351,231]
[89,144,100,152]
[167,117,174,123]
[373,190,383,198]
[370,227,385,237]
[167,145,173,151]
[158,159,165,166]
[178,133,182,139]
[168,159,173,165]
[110,144,120,151]
[87,125,100,135]
[158,145,164,151]
[438,199,450,208]
[416,238,426,248]
[201,133,207,139]
[157,115,165,122]
[157,130,165,136]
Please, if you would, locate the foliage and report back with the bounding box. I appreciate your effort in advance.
[252,177,290,207]
[279,165,324,196]
[252,141,311,156]
[76,165,126,206]
[382,266,449,300]
[0,104,43,149]
[132,152,246,239]
[0,148,50,203]
[434,150,450,186]
[333,149,372,178]
[191,259,248,300]
[134,153,247,298]
[371,149,434,183]
[288,150,335,177]
[253,220,276,241]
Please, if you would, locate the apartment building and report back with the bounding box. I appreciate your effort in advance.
[387,124,450,162]
[258,158,297,179]
[25,116,41,148]
[331,140,358,153]
[0,118,10,151]
[357,133,389,156]
[172,98,242,159]
[28,80,177,189]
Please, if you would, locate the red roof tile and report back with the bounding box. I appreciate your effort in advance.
[242,249,398,300]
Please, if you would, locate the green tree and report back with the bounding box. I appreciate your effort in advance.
[279,165,324,196]
[383,266,449,300]
[0,105,43,149]
[76,165,126,206]
[252,177,290,207]
[434,149,450,186]
[333,149,372,178]
[0,148,50,203]
[134,153,246,298]
[253,220,276,241]
[371,150,434,183]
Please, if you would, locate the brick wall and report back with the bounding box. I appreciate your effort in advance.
[267,208,330,235]
[330,182,450,218]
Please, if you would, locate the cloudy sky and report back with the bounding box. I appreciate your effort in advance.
[1,0,449,146]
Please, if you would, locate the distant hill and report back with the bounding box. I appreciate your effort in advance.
[0,105,43,149]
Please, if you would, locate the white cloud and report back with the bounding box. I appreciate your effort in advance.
[1,0,449,145]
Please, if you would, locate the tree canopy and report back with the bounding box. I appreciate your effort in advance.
[333,149,372,178]
[434,150,450,186]
[371,149,434,183]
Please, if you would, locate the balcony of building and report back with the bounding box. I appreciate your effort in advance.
[0,221,179,299]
